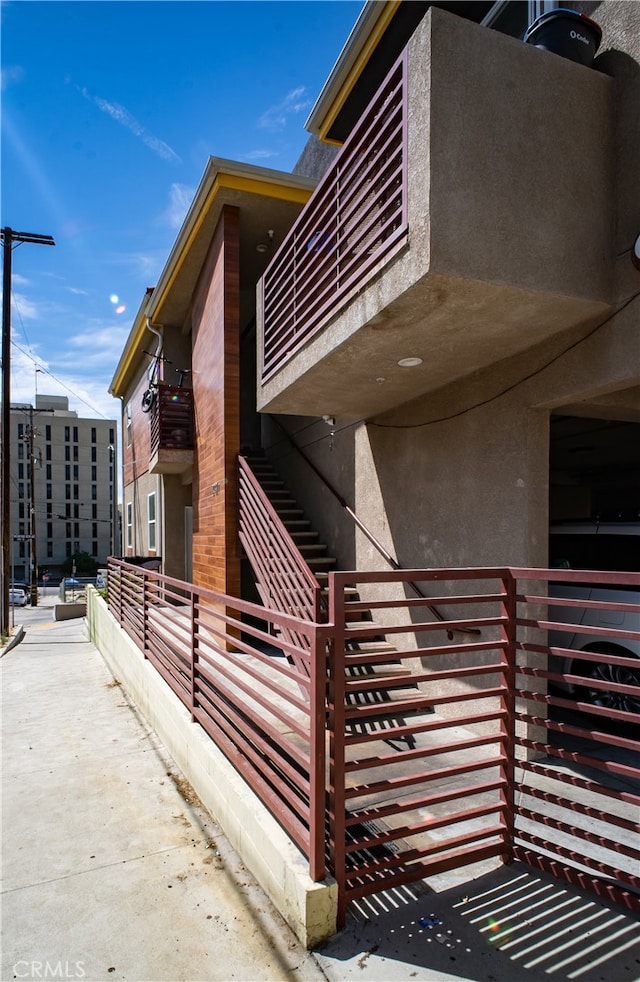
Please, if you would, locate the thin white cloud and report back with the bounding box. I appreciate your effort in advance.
[66,323,131,367]
[161,183,195,230]
[258,86,311,132]
[10,332,121,421]
[245,149,279,161]
[1,65,24,90]
[79,85,181,163]
[10,290,39,320]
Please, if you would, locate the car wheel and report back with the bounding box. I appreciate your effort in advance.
[574,645,640,714]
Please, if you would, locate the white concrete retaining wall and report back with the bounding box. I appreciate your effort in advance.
[86,589,337,947]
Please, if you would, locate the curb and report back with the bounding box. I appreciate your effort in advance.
[0,624,25,658]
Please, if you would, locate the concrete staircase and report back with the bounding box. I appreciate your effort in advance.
[243,456,424,747]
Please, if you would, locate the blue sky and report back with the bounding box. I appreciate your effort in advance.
[1,0,362,422]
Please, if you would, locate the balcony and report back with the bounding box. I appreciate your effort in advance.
[149,383,194,475]
[258,7,613,419]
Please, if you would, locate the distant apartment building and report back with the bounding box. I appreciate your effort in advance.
[9,395,118,582]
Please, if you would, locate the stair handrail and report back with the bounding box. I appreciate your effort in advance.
[238,455,324,636]
[268,419,480,639]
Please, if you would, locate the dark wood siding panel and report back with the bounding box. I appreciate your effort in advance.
[191,205,241,597]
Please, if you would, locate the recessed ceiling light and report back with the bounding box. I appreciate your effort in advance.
[397,357,423,368]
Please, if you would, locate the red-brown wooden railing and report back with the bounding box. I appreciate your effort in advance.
[107,557,329,880]
[260,53,408,381]
[149,383,194,456]
[106,560,640,922]
[238,455,324,670]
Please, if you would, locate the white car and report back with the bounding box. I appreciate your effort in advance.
[9,587,28,607]
[548,523,640,713]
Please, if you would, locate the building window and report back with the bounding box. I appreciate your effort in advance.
[65,426,70,442]
[45,424,51,441]
[91,466,97,481]
[148,492,156,551]
[92,540,98,556]
[47,542,53,558]
[18,423,24,438]
[65,465,71,481]
[18,443,24,459]
[73,485,79,500]
[73,465,79,480]
[91,447,97,462]
[73,445,78,461]
[91,485,97,500]
[109,428,115,444]
[126,404,132,447]
[46,445,51,461]
[18,463,24,479]
[91,427,97,443]
[46,464,52,480]
[73,426,78,443]
[46,484,52,500]
[18,483,24,499]
[126,502,133,549]
[65,446,70,461]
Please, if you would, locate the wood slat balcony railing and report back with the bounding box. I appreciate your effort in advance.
[260,53,408,382]
[149,383,194,457]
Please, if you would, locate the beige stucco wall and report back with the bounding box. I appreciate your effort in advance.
[261,1,639,725]
[259,6,615,419]
[263,0,638,572]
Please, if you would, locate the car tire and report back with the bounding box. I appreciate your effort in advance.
[573,644,640,715]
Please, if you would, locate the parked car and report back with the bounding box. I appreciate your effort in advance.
[9,587,28,607]
[548,522,640,713]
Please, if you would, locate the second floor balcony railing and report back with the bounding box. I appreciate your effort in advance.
[149,383,194,458]
[260,53,408,382]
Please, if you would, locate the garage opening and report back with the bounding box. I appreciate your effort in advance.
[549,414,640,532]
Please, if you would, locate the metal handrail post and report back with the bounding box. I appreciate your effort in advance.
[501,569,517,865]
[309,621,328,881]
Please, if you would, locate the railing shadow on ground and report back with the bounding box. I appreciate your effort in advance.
[105,559,640,931]
[315,863,640,982]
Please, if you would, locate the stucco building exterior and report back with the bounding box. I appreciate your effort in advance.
[103,1,639,939]
[112,0,638,598]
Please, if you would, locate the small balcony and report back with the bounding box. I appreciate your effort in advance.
[149,383,194,475]
[258,7,613,420]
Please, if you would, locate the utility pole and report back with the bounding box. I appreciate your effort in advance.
[1,227,55,635]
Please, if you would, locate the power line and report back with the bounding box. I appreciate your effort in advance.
[10,338,113,420]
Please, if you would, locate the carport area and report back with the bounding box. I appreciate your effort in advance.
[549,414,640,530]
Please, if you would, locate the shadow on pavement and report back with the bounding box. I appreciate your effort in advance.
[314,864,640,982]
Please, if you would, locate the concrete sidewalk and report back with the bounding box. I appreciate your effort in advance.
[1,604,325,982]
[2,603,638,982]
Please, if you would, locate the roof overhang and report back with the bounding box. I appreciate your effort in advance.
[305,0,494,144]
[109,157,315,398]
